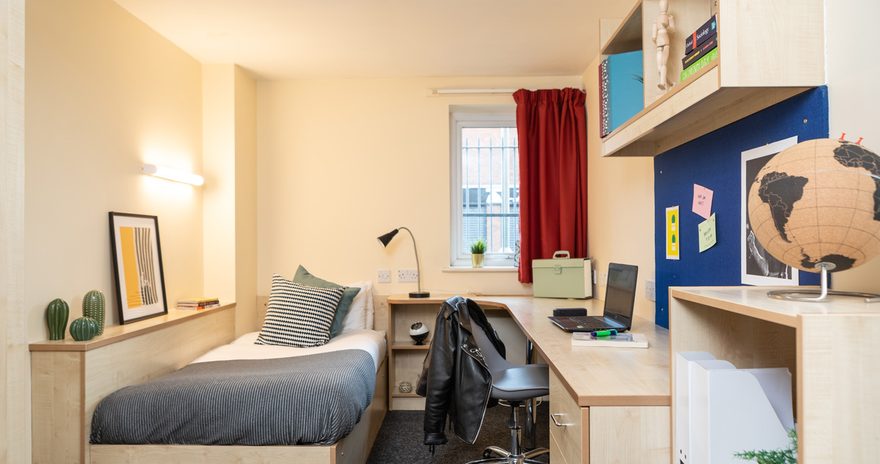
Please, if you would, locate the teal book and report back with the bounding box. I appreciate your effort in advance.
[606,50,644,134]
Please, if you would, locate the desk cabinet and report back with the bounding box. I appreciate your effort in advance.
[670,287,880,464]
[549,368,669,464]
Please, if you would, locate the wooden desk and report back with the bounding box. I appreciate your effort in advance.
[387,295,670,464]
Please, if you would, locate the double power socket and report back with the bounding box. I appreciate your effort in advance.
[376,269,418,283]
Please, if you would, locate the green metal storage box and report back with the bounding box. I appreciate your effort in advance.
[532,251,593,299]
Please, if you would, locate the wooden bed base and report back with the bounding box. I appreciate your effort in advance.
[30,302,389,464]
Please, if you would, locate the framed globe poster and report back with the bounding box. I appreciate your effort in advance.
[740,136,800,286]
[109,212,169,323]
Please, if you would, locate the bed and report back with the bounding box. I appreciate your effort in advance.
[74,283,388,464]
[91,330,386,448]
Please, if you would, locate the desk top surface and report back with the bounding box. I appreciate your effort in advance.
[388,295,670,407]
[671,286,880,328]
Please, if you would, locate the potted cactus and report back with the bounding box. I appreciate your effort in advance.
[471,239,486,268]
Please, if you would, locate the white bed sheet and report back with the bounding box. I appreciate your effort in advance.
[191,329,387,373]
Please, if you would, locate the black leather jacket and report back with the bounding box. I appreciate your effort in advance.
[416,297,506,446]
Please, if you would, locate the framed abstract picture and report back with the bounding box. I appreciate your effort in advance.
[109,212,168,323]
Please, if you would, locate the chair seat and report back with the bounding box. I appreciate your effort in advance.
[490,364,549,401]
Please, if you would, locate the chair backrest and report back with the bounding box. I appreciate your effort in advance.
[469,316,510,374]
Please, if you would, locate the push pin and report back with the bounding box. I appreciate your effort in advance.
[839,132,847,141]
[856,137,863,145]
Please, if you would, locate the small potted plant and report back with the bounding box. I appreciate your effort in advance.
[471,239,486,268]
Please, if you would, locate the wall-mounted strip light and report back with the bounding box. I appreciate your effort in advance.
[430,88,517,96]
[429,87,586,96]
[141,163,204,186]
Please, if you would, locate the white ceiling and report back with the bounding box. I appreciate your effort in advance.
[114,0,628,80]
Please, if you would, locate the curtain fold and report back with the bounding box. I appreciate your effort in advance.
[514,88,588,283]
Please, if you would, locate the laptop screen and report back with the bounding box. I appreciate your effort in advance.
[604,263,638,322]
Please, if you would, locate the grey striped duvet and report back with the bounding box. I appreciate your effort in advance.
[90,349,375,446]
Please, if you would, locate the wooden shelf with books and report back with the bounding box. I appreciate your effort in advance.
[599,0,824,157]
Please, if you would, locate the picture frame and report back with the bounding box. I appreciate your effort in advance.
[109,212,168,324]
[740,136,800,286]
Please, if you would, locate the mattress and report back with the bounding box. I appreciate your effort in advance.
[192,329,387,372]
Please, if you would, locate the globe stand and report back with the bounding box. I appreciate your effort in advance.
[767,263,880,303]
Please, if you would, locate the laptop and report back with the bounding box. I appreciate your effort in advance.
[548,262,638,332]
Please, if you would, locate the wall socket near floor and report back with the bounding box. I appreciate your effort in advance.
[398,269,419,283]
[376,269,391,284]
[645,279,656,302]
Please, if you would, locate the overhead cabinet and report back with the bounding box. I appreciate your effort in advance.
[600,0,824,157]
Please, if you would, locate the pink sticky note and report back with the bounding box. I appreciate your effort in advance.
[692,184,713,219]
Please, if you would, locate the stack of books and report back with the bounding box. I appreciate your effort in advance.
[177,297,220,310]
[599,50,644,137]
[680,15,718,82]
[571,332,648,348]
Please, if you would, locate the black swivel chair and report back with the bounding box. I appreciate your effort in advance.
[467,319,550,464]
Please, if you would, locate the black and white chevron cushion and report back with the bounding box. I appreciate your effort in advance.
[256,275,345,347]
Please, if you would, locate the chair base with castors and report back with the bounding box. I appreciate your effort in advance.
[465,398,549,463]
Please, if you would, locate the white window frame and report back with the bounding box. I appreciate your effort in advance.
[450,107,518,268]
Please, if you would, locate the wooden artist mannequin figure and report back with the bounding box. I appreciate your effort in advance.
[652,0,675,90]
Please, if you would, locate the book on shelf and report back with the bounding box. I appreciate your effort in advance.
[680,47,719,82]
[599,58,610,137]
[682,34,717,68]
[599,50,644,137]
[178,303,221,310]
[571,332,648,348]
[177,297,220,310]
[684,15,717,54]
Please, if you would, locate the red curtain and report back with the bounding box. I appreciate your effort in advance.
[514,88,588,283]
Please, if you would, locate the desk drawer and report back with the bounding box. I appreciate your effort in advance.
[589,406,670,464]
[549,368,588,464]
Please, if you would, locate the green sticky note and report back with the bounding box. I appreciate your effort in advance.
[698,213,717,253]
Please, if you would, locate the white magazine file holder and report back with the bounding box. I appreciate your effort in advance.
[676,352,794,464]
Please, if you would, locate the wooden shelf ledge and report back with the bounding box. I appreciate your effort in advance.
[29,303,236,352]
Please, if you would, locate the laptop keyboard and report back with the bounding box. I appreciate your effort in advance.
[569,316,622,330]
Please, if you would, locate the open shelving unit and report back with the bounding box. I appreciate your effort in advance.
[669,287,880,462]
[600,0,824,157]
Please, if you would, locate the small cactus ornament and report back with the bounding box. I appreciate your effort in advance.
[70,316,99,341]
[46,298,70,341]
[82,290,106,335]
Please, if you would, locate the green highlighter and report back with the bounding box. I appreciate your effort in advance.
[590,329,618,338]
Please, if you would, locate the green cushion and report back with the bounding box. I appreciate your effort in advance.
[293,265,360,338]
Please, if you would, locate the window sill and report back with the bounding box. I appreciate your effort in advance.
[443,266,518,273]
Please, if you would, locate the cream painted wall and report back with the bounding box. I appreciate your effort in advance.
[25,0,204,340]
[202,64,258,335]
[202,65,237,304]
[256,76,582,297]
[826,0,880,294]
[582,59,656,322]
[235,66,258,335]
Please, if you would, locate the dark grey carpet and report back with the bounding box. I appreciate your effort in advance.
[367,403,550,464]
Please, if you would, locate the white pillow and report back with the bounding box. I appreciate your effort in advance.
[341,281,374,332]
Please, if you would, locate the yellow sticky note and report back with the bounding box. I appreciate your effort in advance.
[699,213,717,253]
[666,206,680,260]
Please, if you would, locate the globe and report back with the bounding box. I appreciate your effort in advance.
[747,138,880,274]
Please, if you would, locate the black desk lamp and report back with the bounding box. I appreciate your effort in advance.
[377,227,430,298]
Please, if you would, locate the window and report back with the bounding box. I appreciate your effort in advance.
[450,110,520,267]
